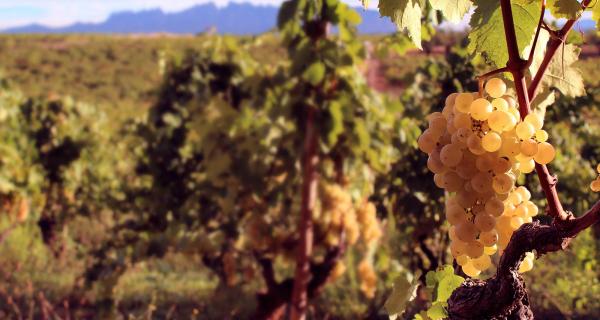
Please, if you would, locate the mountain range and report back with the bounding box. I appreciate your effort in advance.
[1,3,595,35]
[0,3,397,34]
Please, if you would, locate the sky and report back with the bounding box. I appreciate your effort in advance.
[0,0,377,29]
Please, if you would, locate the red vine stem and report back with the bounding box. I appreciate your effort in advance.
[501,0,595,221]
[290,105,319,320]
[528,0,592,100]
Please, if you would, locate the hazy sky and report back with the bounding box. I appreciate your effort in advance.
[0,0,378,29]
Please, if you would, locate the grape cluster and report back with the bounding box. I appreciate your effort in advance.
[358,259,377,298]
[319,184,383,248]
[418,78,554,277]
[321,184,360,246]
[590,164,600,192]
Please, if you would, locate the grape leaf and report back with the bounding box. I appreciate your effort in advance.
[436,273,464,301]
[592,3,600,30]
[544,44,585,97]
[524,29,550,75]
[530,89,554,122]
[302,62,325,85]
[468,0,539,67]
[547,0,582,19]
[426,302,447,320]
[378,0,424,49]
[429,0,472,23]
[326,101,344,146]
[385,271,421,320]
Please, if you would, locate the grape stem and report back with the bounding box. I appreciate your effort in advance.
[447,1,600,318]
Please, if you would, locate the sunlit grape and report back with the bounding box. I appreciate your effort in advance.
[470,98,493,120]
[516,122,535,140]
[520,139,539,157]
[462,261,481,277]
[485,78,507,98]
[480,229,498,246]
[535,129,548,142]
[482,132,502,152]
[455,93,474,113]
[524,114,543,130]
[533,142,555,165]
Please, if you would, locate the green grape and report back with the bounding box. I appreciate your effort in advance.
[443,171,464,192]
[516,122,535,140]
[427,153,446,174]
[471,172,493,193]
[514,204,529,217]
[475,153,495,172]
[474,213,496,232]
[482,132,502,152]
[498,135,520,158]
[503,95,516,109]
[480,229,499,246]
[455,221,479,242]
[507,191,523,206]
[488,110,511,132]
[454,112,472,129]
[484,198,504,217]
[515,186,531,201]
[455,93,474,113]
[470,98,493,120]
[456,254,470,266]
[462,261,482,277]
[524,201,539,217]
[535,129,548,142]
[451,240,468,257]
[518,252,535,273]
[534,142,555,165]
[491,157,511,174]
[446,204,468,225]
[483,244,498,255]
[492,173,514,194]
[510,216,524,230]
[434,173,445,188]
[467,134,486,155]
[465,240,484,258]
[429,116,447,137]
[519,157,535,173]
[418,132,437,154]
[524,113,543,130]
[445,93,458,106]
[492,98,509,111]
[456,189,477,208]
[507,107,520,122]
[520,138,539,157]
[485,78,507,98]
[440,143,463,167]
[591,179,600,192]
[472,254,492,271]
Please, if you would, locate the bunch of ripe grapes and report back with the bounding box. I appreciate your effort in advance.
[418,78,555,277]
[590,164,600,192]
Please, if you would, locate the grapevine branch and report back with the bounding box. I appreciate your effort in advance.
[447,0,600,318]
[290,13,329,320]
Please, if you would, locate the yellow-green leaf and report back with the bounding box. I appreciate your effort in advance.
[468,0,540,67]
[429,0,472,23]
[378,0,424,49]
[547,0,582,19]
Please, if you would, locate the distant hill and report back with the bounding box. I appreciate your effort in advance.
[1,3,397,35]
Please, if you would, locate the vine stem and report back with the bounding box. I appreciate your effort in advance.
[290,104,319,320]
